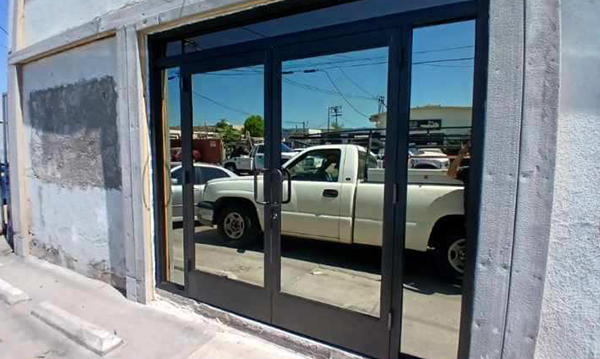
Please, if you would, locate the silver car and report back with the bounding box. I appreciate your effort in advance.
[170,163,237,222]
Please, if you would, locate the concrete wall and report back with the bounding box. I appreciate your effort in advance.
[535,1,600,358]
[22,0,144,47]
[21,37,125,288]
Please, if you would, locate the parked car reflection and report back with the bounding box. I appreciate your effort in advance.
[170,163,237,222]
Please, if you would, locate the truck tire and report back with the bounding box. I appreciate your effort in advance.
[217,203,259,247]
[435,232,466,282]
[224,163,237,174]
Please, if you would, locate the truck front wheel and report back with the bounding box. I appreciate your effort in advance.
[217,204,259,247]
[435,233,466,282]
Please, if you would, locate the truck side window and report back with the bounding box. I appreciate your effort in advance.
[171,168,183,185]
[202,167,229,183]
[287,149,341,182]
[358,151,380,181]
[358,151,367,180]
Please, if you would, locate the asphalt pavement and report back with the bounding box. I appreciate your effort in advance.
[170,226,463,359]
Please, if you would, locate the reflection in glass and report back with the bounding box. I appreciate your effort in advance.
[401,20,475,359]
[163,67,185,285]
[190,65,265,287]
[280,47,388,317]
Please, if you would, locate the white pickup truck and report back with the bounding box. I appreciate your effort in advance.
[222,143,298,174]
[198,144,466,278]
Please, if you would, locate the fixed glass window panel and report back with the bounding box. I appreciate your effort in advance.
[400,20,475,359]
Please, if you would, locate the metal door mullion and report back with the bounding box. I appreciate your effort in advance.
[179,69,196,294]
[388,24,413,359]
[264,49,281,320]
[378,24,402,339]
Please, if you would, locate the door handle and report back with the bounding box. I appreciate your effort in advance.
[281,168,292,204]
[253,169,269,205]
[322,189,339,198]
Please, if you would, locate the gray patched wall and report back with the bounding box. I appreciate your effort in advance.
[27,77,121,190]
[21,37,126,288]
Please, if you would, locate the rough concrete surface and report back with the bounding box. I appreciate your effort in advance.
[535,1,600,359]
[22,0,145,48]
[0,238,311,359]
[27,76,121,190]
[20,37,126,291]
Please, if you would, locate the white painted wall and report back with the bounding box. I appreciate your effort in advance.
[535,1,600,358]
[21,37,126,288]
[22,0,144,47]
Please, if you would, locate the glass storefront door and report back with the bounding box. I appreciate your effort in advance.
[270,31,399,359]
[178,30,398,358]
[155,3,483,358]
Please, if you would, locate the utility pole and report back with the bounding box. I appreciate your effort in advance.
[328,106,342,132]
[377,95,386,114]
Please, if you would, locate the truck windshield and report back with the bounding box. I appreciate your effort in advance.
[256,143,293,153]
[281,143,293,152]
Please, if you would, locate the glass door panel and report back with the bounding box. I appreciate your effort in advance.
[190,65,265,288]
[279,46,389,317]
[400,20,476,359]
[271,31,397,359]
[180,53,271,322]
[162,67,185,286]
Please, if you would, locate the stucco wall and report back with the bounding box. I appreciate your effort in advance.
[22,0,143,47]
[21,37,126,288]
[535,1,600,358]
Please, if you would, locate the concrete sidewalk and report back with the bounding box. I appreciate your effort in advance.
[0,239,310,359]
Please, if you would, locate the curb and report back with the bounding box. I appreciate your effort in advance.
[32,301,124,356]
[0,278,30,306]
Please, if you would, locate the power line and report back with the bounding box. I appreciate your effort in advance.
[413,57,474,65]
[414,45,474,54]
[283,45,474,70]
[0,26,7,35]
[282,77,375,101]
[321,70,370,119]
[191,91,252,116]
[242,27,268,39]
[336,67,376,98]
[315,56,474,71]
[421,63,474,68]
[284,55,388,70]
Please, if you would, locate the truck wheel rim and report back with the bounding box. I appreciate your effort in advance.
[447,238,466,274]
[224,212,245,240]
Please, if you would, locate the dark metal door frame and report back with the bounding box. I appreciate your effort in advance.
[151,2,487,358]
[179,29,400,358]
[269,29,398,359]
[179,50,272,322]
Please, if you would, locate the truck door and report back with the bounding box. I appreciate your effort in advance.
[281,148,342,240]
[254,144,265,170]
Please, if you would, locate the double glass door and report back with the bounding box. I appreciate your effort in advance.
[178,30,400,359]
